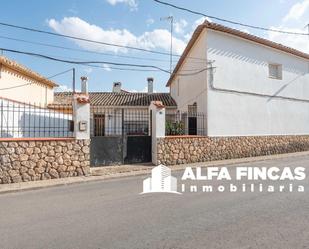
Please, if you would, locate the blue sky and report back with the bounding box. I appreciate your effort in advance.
[0,0,308,92]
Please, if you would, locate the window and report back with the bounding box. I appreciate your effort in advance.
[188,103,197,116]
[94,114,105,136]
[177,79,180,96]
[268,63,282,80]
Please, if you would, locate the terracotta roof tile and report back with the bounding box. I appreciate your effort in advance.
[53,92,177,107]
[0,56,58,88]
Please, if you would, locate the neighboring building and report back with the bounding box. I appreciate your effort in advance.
[168,21,309,136]
[53,80,177,137]
[0,56,58,106]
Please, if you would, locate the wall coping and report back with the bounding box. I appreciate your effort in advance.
[164,135,207,139]
[0,137,75,142]
[163,135,309,139]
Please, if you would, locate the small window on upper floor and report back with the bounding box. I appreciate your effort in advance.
[177,79,180,96]
[268,63,282,80]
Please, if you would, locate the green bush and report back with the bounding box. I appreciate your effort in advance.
[166,121,185,135]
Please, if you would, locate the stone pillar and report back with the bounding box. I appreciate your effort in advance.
[149,101,165,165]
[73,93,90,140]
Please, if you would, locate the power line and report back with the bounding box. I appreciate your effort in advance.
[0,82,32,90]
[0,35,174,63]
[0,47,211,76]
[0,21,207,60]
[153,0,309,36]
[47,68,73,79]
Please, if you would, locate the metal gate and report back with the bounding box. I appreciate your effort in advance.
[90,108,152,167]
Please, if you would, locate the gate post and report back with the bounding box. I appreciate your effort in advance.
[149,101,165,165]
[73,77,90,140]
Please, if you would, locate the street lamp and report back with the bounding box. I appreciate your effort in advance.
[160,16,174,74]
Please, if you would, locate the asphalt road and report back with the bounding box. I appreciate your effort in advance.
[0,155,308,249]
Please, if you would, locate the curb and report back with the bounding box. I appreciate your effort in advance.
[1,151,309,195]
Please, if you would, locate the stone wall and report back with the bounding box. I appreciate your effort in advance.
[0,139,90,184]
[157,135,309,165]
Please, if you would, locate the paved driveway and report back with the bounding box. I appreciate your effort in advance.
[0,155,308,249]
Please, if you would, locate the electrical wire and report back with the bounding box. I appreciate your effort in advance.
[0,47,212,76]
[47,68,73,79]
[0,35,174,63]
[0,22,206,61]
[0,82,32,90]
[153,0,309,36]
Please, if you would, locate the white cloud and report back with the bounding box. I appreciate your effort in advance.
[103,64,112,71]
[55,84,73,92]
[268,26,309,53]
[174,19,188,34]
[48,17,186,55]
[130,86,157,93]
[146,18,155,26]
[105,0,138,10]
[283,0,309,21]
[183,17,212,41]
[266,0,309,54]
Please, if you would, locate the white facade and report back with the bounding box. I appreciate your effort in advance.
[170,29,208,114]
[170,28,309,136]
[0,63,55,106]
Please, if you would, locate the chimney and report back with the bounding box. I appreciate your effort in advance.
[113,82,122,93]
[81,76,88,94]
[147,77,154,93]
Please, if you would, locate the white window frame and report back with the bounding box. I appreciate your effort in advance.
[268,63,282,80]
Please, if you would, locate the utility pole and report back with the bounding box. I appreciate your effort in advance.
[161,16,174,74]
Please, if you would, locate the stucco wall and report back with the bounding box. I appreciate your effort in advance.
[0,66,54,106]
[170,29,208,114]
[157,135,309,165]
[0,139,90,184]
[206,29,309,136]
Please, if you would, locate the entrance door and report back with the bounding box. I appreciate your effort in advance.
[188,117,197,135]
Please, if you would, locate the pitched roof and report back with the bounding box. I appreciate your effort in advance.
[0,56,58,88]
[166,21,309,86]
[53,92,177,107]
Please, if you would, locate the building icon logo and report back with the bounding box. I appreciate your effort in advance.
[141,164,181,194]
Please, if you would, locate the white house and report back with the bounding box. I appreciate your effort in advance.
[0,56,58,106]
[53,80,177,137]
[168,21,309,137]
[0,56,73,138]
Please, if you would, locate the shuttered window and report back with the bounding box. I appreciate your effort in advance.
[269,63,282,80]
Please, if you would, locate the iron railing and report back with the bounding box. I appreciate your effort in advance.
[165,110,207,136]
[0,98,73,138]
[90,107,150,137]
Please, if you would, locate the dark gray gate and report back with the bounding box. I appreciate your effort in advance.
[90,136,123,166]
[90,108,152,167]
[124,136,152,164]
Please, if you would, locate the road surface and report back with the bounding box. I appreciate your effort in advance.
[0,155,308,249]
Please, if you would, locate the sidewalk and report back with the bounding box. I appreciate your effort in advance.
[1,150,309,195]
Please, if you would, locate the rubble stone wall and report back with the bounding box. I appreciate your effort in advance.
[157,136,309,165]
[0,139,90,184]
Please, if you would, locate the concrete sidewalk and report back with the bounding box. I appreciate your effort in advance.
[1,150,309,194]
